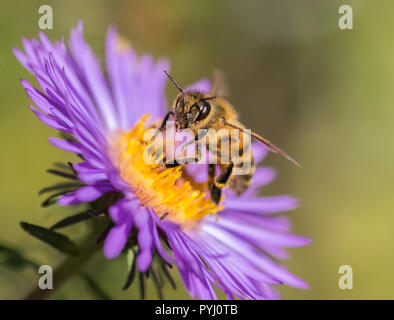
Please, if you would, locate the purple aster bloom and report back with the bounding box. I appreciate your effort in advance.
[14,21,310,300]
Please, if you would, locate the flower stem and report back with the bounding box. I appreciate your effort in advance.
[23,231,101,300]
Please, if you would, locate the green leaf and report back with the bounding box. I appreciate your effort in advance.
[46,169,77,180]
[50,210,98,230]
[59,132,78,144]
[96,224,113,245]
[161,261,176,289]
[150,267,163,299]
[81,273,111,300]
[0,244,38,270]
[39,182,83,195]
[20,222,79,255]
[139,271,146,300]
[41,191,70,207]
[126,247,135,270]
[123,247,137,290]
[53,162,73,171]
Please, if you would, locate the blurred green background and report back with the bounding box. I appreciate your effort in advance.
[1,0,393,299]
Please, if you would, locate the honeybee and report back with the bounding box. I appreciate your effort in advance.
[156,70,301,204]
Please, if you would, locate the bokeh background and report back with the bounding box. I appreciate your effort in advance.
[1,0,393,299]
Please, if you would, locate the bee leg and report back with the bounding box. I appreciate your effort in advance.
[161,157,200,168]
[149,111,175,145]
[164,130,208,168]
[162,158,182,168]
[208,164,216,191]
[150,111,175,144]
[211,185,222,204]
[147,111,175,158]
[158,111,175,131]
[211,162,234,204]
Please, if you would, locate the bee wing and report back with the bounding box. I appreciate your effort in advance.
[249,131,302,168]
[221,119,302,168]
[210,70,231,98]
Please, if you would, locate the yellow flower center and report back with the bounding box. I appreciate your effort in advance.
[110,115,223,228]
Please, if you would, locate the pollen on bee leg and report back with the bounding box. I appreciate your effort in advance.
[109,114,224,228]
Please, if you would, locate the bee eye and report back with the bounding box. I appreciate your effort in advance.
[187,104,199,120]
[196,101,211,121]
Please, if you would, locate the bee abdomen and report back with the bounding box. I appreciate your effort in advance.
[228,158,255,196]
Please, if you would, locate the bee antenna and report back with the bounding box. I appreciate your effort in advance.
[200,96,216,101]
[164,70,184,93]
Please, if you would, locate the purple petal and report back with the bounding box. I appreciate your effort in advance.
[48,137,82,154]
[252,142,269,163]
[21,79,53,114]
[184,78,211,93]
[104,217,133,259]
[134,208,154,271]
[68,21,117,131]
[13,48,32,72]
[28,106,68,131]
[58,184,114,205]
[224,196,299,214]
[109,199,140,225]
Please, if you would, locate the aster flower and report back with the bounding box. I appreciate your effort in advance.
[14,22,310,300]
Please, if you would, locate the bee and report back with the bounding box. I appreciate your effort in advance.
[156,70,301,204]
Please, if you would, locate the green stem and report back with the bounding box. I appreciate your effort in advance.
[23,232,101,300]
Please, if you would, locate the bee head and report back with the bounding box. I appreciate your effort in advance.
[173,91,214,129]
[164,70,215,130]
